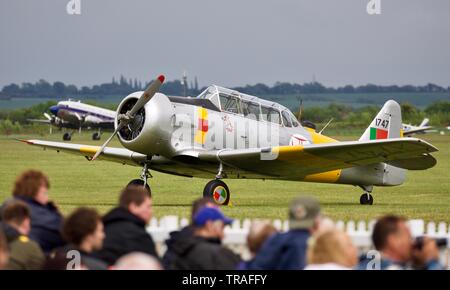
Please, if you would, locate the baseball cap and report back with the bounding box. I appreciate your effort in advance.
[193,207,233,226]
[289,196,321,230]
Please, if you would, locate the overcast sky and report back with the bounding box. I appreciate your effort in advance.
[1,0,449,88]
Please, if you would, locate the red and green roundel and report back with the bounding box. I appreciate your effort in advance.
[370,127,388,140]
[213,186,228,204]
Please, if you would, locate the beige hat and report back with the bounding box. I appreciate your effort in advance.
[289,196,321,230]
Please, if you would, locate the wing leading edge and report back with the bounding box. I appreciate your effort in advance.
[21,139,146,166]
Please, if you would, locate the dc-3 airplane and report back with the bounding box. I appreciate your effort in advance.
[402,118,433,136]
[28,100,115,141]
[21,75,438,205]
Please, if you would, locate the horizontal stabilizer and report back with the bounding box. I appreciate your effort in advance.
[387,154,436,170]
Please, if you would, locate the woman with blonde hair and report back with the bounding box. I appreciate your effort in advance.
[305,229,358,270]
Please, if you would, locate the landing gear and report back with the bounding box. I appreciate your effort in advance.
[360,193,374,205]
[203,179,230,206]
[127,162,152,196]
[359,185,374,205]
[92,132,101,141]
[63,132,72,141]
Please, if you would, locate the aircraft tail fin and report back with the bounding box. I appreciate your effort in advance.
[359,100,402,141]
[419,118,429,127]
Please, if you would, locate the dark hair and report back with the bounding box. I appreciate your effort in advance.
[62,208,101,246]
[1,200,31,226]
[119,185,151,209]
[191,197,215,222]
[0,229,7,253]
[372,215,407,250]
[13,170,49,199]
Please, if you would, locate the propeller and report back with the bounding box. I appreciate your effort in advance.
[43,112,52,121]
[43,113,53,134]
[91,75,165,161]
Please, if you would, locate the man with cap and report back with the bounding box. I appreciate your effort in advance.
[169,206,241,270]
[247,196,321,270]
[162,197,217,269]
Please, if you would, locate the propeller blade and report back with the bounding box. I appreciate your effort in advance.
[128,75,165,117]
[44,113,52,120]
[91,124,123,161]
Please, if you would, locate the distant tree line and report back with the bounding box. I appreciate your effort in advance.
[300,101,450,127]
[234,82,450,95]
[1,76,449,99]
[0,100,448,136]
[0,75,201,99]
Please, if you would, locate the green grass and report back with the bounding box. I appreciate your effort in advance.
[0,132,449,222]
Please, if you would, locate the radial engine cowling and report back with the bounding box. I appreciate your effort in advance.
[115,92,174,156]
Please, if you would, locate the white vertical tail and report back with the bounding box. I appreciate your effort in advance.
[359,100,402,141]
[419,118,429,127]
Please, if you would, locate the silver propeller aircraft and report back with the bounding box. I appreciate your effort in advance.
[402,118,433,136]
[22,75,438,205]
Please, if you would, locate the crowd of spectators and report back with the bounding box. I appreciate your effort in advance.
[0,170,446,270]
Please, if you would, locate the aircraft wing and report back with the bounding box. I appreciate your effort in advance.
[403,126,433,136]
[21,138,437,180]
[197,138,438,177]
[20,139,147,166]
[27,119,51,124]
[88,121,115,129]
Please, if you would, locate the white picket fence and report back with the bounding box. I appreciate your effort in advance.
[147,216,450,268]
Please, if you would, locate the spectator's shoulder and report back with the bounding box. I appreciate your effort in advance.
[425,260,445,270]
[18,235,30,243]
[16,235,44,253]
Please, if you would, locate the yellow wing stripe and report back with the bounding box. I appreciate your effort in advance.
[80,146,100,155]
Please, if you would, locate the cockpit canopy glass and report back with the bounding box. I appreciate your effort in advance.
[196,85,299,127]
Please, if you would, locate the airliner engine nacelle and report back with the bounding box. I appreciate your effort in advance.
[115,92,175,157]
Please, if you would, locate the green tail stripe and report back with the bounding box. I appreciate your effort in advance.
[370,127,377,140]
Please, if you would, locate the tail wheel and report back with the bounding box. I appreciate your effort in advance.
[203,180,230,206]
[360,193,374,205]
[92,132,101,140]
[127,179,151,197]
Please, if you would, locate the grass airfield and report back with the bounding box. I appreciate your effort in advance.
[0,132,449,222]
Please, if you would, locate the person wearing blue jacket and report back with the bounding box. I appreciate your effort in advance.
[246,196,321,270]
[3,170,64,253]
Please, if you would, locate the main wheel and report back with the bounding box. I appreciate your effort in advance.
[127,179,151,197]
[203,179,230,206]
[63,132,71,141]
[92,132,101,140]
[360,193,374,205]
